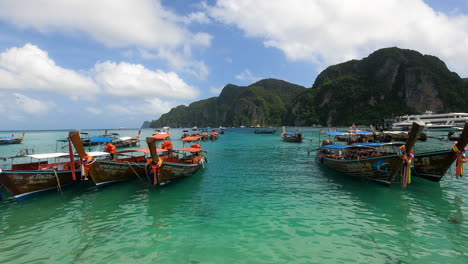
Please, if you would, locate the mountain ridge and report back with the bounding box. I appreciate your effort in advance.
[145,47,467,128]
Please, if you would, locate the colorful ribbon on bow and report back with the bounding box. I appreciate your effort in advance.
[452,143,467,177]
[399,145,414,188]
[81,155,96,180]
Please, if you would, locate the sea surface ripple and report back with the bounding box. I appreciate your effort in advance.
[0,128,466,263]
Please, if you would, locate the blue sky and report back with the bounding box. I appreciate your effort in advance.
[0,0,468,130]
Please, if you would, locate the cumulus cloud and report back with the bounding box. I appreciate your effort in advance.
[0,43,99,100]
[84,98,177,120]
[0,0,212,78]
[93,61,199,99]
[207,0,468,75]
[0,92,54,120]
[0,44,199,102]
[235,69,261,82]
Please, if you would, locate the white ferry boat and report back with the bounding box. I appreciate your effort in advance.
[391,111,468,131]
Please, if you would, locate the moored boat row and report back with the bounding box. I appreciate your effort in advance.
[0,130,209,200]
[316,122,468,186]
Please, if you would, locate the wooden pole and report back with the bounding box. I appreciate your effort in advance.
[387,121,425,183]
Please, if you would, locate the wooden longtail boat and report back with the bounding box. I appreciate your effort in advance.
[316,121,424,186]
[69,131,150,187]
[112,130,141,148]
[254,129,277,134]
[0,145,80,199]
[210,130,219,140]
[0,132,25,145]
[281,127,303,142]
[146,135,206,186]
[412,122,468,182]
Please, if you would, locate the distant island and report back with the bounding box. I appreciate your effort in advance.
[144,47,468,128]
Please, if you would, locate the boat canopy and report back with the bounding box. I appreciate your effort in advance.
[351,142,404,147]
[324,131,346,135]
[151,134,170,140]
[118,136,132,141]
[350,130,373,135]
[182,136,202,141]
[25,153,71,159]
[177,147,202,153]
[87,151,111,157]
[118,148,150,154]
[321,144,349,150]
[90,136,114,143]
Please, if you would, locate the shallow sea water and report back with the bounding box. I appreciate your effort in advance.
[0,128,466,263]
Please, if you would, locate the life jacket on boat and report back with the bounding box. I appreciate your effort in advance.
[104,143,117,154]
[191,144,201,149]
[161,141,174,150]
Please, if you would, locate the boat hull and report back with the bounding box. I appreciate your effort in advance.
[0,138,23,145]
[254,130,276,134]
[413,150,455,182]
[87,160,149,186]
[0,170,76,199]
[157,160,204,184]
[316,154,401,183]
[282,136,303,142]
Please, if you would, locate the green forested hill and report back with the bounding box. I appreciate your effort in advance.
[149,79,306,127]
[147,47,468,128]
[290,47,467,126]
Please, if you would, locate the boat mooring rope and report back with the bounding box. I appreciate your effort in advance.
[125,162,146,184]
[53,169,63,193]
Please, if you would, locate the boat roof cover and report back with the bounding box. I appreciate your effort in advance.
[352,142,404,147]
[324,131,346,135]
[87,151,111,157]
[118,148,150,154]
[118,136,132,141]
[25,153,71,159]
[178,147,202,153]
[90,136,114,143]
[321,144,349,150]
[351,130,373,135]
[182,136,202,141]
[151,134,170,140]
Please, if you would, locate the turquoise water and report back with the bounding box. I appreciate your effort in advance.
[0,128,467,263]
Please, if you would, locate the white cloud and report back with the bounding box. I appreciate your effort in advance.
[0,0,212,79]
[207,0,468,76]
[93,61,200,99]
[103,98,178,117]
[0,44,200,102]
[0,92,54,120]
[140,48,210,79]
[235,69,261,82]
[13,93,51,115]
[0,43,99,99]
[182,12,211,24]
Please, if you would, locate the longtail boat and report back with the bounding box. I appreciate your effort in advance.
[210,129,219,140]
[281,127,303,142]
[254,129,277,134]
[69,131,150,187]
[146,135,206,186]
[0,141,81,199]
[0,132,25,145]
[316,121,424,186]
[112,130,141,148]
[412,122,468,182]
